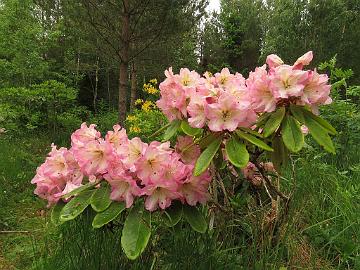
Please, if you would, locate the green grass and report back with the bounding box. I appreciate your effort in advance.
[1,130,359,269]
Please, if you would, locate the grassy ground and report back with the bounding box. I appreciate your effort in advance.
[0,131,359,269]
[0,133,53,269]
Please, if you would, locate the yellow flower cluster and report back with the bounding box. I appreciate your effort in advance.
[126,115,137,122]
[129,126,141,133]
[141,100,156,112]
[135,99,144,105]
[143,79,159,95]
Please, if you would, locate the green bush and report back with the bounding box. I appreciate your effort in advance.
[0,80,89,133]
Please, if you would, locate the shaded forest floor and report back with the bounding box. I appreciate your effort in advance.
[0,133,359,269]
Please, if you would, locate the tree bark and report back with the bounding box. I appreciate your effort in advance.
[130,61,137,111]
[118,0,130,125]
[93,56,99,114]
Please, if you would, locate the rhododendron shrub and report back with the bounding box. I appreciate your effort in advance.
[32,51,337,260]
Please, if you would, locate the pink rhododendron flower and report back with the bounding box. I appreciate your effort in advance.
[206,92,247,131]
[266,54,284,69]
[104,171,142,208]
[293,51,313,70]
[299,70,332,106]
[178,171,211,206]
[105,124,128,154]
[31,144,83,206]
[270,65,308,99]
[247,65,277,112]
[136,143,170,184]
[72,139,111,176]
[71,122,101,149]
[119,137,147,172]
[143,180,179,211]
[177,68,201,89]
[187,93,207,128]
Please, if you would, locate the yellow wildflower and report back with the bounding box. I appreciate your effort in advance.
[141,100,155,112]
[135,99,144,105]
[130,126,141,133]
[126,115,137,122]
[149,78,157,84]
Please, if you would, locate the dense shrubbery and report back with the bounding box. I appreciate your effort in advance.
[0,80,89,132]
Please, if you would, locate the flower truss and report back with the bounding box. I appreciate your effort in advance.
[31,51,337,260]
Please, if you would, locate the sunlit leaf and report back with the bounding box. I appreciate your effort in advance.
[92,202,126,229]
[194,136,222,176]
[121,204,151,260]
[60,190,94,222]
[180,120,202,136]
[236,130,273,152]
[163,120,181,141]
[91,184,112,212]
[281,115,304,152]
[225,136,249,168]
[263,107,286,137]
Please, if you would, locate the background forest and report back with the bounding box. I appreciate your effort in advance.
[0,0,359,269]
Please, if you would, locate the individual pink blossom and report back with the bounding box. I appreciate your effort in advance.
[176,68,201,89]
[143,180,179,211]
[156,83,187,121]
[247,65,277,112]
[104,171,142,208]
[71,122,101,149]
[214,68,233,88]
[135,143,169,184]
[206,92,247,131]
[270,65,308,99]
[119,137,147,172]
[266,54,284,70]
[72,139,111,176]
[187,93,207,128]
[293,51,313,70]
[299,70,332,106]
[178,171,211,206]
[105,124,128,153]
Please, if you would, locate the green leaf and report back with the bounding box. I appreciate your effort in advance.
[91,185,112,212]
[225,136,249,168]
[289,104,305,124]
[236,130,273,152]
[239,127,264,138]
[256,112,271,127]
[59,190,94,222]
[180,120,202,136]
[92,202,126,229]
[163,201,183,227]
[304,114,336,154]
[271,136,289,172]
[302,109,337,135]
[194,136,222,176]
[263,107,286,137]
[183,205,207,233]
[121,204,151,260]
[61,181,97,199]
[198,133,219,149]
[281,115,304,152]
[51,201,65,226]
[163,120,181,141]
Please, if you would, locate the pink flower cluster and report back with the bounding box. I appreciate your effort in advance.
[31,123,211,211]
[157,51,331,130]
